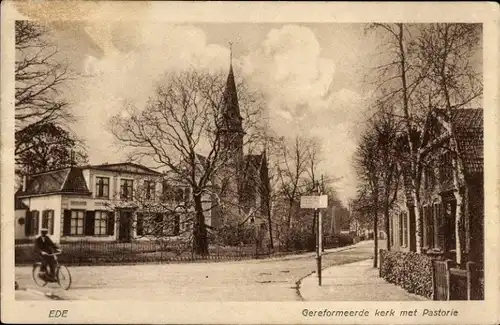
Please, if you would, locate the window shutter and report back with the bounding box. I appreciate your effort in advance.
[63,210,71,236]
[107,212,115,236]
[25,211,32,236]
[136,213,143,236]
[50,211,55,235]
[85,211,95,236]
[33,211,39,235]
[437,203,444,250]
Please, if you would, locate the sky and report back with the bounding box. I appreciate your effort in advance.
[14,5,411,205]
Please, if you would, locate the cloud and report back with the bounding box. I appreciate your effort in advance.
[237,25,370,204]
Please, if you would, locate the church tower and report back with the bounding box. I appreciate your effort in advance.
[216,46,246,223]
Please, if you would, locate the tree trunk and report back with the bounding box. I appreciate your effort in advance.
[267,204,274,250]
[193,194,209,255]
[411,189,422,253]
[384,205,391,251]
[450,138,466,266]
[373,193,379,268]
[373,212,379,268]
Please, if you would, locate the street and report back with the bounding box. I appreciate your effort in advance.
[15,241,377,301]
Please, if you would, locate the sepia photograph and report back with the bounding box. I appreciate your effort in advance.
[1,1,498,324]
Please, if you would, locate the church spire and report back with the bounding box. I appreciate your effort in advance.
[229,41,233,66]
[221,42,243,133]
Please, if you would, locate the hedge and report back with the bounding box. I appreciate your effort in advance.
[380,249,433,299]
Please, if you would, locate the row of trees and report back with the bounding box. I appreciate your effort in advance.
[353,23,482,266]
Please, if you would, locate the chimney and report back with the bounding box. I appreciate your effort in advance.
[22,175,27,192]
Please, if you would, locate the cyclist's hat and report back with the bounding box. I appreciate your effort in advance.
[40,228,49,232]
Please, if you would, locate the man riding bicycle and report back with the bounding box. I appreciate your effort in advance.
[34,228,60,280]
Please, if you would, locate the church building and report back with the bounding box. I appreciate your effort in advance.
[205,57,271,248]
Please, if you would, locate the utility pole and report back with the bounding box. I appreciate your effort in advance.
[316,175,323,286]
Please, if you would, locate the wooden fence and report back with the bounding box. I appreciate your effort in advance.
[432,259,483,301]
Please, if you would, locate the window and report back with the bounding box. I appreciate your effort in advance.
[41,210,54,235]
[426,206,435,249]
[70,210,85,235]
[439,152,453,182]
[96,177,110,198]
[94,211,108,235]
[174,188,184,202]
[399,212,404,246]
[433,203,440,249]
[424,167,435,190]
[400,212,408,247]
[172,214,180,236]
[120,179,134,200]
[154,213,164,236]
[144,180,156,200]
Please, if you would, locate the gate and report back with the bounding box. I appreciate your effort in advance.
[432,260,450,300]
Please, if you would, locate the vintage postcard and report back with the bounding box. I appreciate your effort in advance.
[1,1,498,324]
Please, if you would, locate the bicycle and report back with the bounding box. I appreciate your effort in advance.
[32,251,72,290]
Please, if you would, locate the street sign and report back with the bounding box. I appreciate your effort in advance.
[300,195,328,209]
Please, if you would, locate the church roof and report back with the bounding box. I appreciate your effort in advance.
[221,63,244,133]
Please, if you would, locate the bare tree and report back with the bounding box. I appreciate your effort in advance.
[15,21,75,159]
[354,126,381,267]
[275,136,317,231]
[110,68,264,255]
[371,106,402,251]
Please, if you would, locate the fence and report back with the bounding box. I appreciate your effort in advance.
[380,249,484,301]
[433,260,483,301]
[15,236,343,266]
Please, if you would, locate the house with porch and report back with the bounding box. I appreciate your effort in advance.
[384,108,484,300]
[16,162,208,243]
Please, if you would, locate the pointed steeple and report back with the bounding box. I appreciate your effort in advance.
[221,43,243,133]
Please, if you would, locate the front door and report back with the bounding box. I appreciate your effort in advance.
[118,210,133,242]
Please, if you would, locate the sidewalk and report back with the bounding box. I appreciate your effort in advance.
[298,259,428,301]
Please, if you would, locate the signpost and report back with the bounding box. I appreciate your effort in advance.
[300,183,327,286]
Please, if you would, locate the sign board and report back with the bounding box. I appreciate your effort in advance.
[300,195,328,209]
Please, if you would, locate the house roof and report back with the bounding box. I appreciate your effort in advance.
[84,162,163,175]
[15,189,28,210]
[18,167,91,198]
[438,108,483,174]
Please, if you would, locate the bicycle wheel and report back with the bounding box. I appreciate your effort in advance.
[32,264,48,287]
[56,265,72,290]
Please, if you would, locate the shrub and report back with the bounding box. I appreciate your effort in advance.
[216,224,255,246]
[337,233,354,246]
[380,249,433,299]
